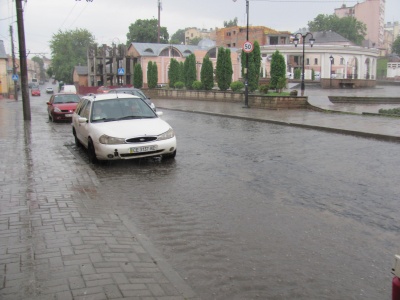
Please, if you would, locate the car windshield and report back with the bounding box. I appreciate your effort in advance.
[54,94,80,104]
[91,97,156,123]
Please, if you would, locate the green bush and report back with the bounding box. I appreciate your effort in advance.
[294,68,301,80]
[174,81,185,89]
[192,81,203,90]
[259,84,269,94]
[230,81,244,92]
[379,107,400,116]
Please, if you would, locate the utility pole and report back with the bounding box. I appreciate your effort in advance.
[157,0,161,43]
[9,25,18,101]
[15,0,31,120]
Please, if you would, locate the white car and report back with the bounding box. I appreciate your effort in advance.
[72,93,177,163]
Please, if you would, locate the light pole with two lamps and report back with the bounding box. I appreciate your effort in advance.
[233,0,250,108]
[293,32,315,96]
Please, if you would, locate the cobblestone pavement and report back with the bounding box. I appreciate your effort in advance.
[0,98,198,300]
[0,85,399,299]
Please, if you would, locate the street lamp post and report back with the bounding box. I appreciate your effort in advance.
[329,55,334,88]
[233,0,250,108]
[293,32,315,96]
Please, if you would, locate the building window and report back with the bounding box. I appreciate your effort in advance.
[340,58,345,65]
[227,44,231,47]
[233,43,236,47]
[269,36,278,45]
[314,58,318,65]
[306,58,310,65]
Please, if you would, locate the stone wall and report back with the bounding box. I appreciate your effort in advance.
[144,89,308,110]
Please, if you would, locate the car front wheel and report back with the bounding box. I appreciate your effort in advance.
[87,139,98,164]
[163,150,176,159]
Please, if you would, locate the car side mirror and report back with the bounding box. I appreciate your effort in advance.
[78,117,88,123]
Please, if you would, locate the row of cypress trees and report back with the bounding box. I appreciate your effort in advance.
[132,41,287,92]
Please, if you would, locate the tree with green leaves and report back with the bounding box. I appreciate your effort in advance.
[269,50,286,90]
[308,14,366,45]
[133,64,143,88]
[224,17,238,28]
[188,37,202,45]
[168,58,180,88]
[240,41,261,92]
[178,62,185,83]
[147,61,158,89]
[392,35,400,55]
[184,54,197,89]
[126,19,169,44]
[170,29,185,44]
[200,55,214,90]
[216,47,233,91]
[49,28,95,83]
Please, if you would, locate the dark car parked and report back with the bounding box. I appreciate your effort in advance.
[107,88,156,111]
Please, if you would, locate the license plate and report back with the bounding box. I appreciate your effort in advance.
[65,114,72,117]
[130,145,157,153]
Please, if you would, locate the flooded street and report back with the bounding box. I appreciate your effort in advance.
[85,110,399,299]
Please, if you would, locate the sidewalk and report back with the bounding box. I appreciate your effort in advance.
[0,98,198,300]
[0,85,399,299]
[153,96,400,142]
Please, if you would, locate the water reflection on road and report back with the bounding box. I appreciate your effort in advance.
[90,110,399,300]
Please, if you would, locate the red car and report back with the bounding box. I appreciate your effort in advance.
[31,87,40,96]
[46,93,81,122]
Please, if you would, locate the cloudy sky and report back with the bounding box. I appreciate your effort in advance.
[1,0,399,58]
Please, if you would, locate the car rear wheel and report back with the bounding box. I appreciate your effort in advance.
[87,139,98,164]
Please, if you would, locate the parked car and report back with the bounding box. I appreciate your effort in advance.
[46,87,54,94]
[47,93,81,122]
[31,86,40,96]
[72,93,176,163]
[96,86,110,94]
[59,84,77,94]
[107,87,156,111]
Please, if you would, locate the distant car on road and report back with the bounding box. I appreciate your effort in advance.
[31,86,40,96]
[46,93,81,122]
[72,93,176,163]
[107,87,156,111]
[96,86,110,94]
[46,87,54,94]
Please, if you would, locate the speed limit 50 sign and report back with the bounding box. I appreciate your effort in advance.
[243,41,253,53]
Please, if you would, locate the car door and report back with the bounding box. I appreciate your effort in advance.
[75,100,92,148]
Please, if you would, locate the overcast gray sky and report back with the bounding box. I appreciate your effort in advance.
[1,0,399,58]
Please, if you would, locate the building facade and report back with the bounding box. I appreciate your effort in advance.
[334,0,385,49]
[215,26,291,48]
[184,28,216,45]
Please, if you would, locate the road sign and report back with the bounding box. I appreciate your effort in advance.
[243,41,253,53]
[118,68,125,75]
[12,74,19,81]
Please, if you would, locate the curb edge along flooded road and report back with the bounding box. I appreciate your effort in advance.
[91,109,399,300]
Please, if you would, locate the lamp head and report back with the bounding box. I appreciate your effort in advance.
[293,37,299,47]
[309,38,315,47]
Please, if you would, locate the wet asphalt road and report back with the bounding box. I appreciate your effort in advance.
[39,89,399,299]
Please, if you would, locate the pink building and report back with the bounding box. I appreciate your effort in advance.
[335,0,385,48]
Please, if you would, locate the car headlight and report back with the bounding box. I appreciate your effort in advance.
[99,134,126,145]
[54,107,62,113]
[156,128,175,141]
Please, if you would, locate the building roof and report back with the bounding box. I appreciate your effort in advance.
[130,42,200,58]
[311,31,353,45]
[74,66,88,75]
[0,40,7,59]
